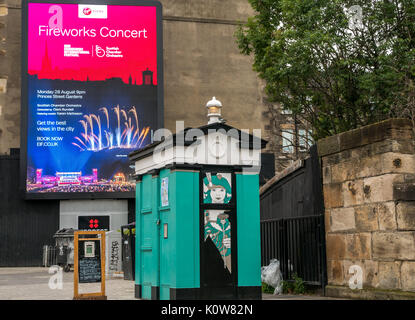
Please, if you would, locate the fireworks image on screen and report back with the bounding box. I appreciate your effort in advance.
[72,105,150,152]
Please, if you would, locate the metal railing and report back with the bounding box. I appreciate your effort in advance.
[42,245,57,267]
[260,214,327,289]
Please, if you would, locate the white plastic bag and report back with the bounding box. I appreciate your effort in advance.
[261,259,283,295]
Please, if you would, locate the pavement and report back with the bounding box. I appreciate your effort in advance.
[262,293,345,300]
[0,267,343,300]
[0,267,135,300]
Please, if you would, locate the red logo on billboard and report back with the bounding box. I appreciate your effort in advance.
[89,219,99,228]
[83,7,92,15]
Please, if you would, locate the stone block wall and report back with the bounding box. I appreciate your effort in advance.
[318,119,415,297]
[0,0,21,155]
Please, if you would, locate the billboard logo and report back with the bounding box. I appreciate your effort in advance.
[78,5,107,19]
[89,219,99,228]
[83,8,92,16]
[95,45,106,57]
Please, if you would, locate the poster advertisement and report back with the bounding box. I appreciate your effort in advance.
[23,1,162,198]
[161,177,168,207]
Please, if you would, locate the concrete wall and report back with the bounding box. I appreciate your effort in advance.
[0,0,269,155]
[59,200,127,275]
[59,199,128,231]
[318,119,415,299]
[162,0,266,132]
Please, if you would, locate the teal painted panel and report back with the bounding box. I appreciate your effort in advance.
[142,175,152,209]
[135,169,201,299]
[174,171,200,289]
[139,174,160,297]
[159,169,175,296]
[135,181,141,286]
[142,283,151,300]
[142,248,153,294]
[151,175,160,288]
[160,285,170,300]
[236,173,261,287]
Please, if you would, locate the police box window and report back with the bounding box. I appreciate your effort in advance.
[78,216,109,231]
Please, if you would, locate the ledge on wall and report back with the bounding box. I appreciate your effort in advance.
[326,285,415,300]
[317,118,414,157]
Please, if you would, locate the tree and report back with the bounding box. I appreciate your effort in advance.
[236,0,415,140]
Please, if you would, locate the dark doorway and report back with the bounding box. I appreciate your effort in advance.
[199,170,237,299]
[0,150,59,266]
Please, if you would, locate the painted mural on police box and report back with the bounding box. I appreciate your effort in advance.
[203,172,232,272]
[26,3,158,194]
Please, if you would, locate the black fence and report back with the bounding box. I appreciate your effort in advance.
[260,215,327,288]
[260,145,327,289]
[260,146,324,220]
[42,245,57,267]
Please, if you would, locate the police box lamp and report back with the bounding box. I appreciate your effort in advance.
[206,96,222,124]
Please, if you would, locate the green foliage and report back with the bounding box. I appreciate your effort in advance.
[261,282,275,294]
[293,274,305,294]
[282,280,292,294]
[236,0,415,139]
[282,273,305,294]
[123,228,136,235]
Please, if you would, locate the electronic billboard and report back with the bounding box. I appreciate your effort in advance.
[21,0,163,199]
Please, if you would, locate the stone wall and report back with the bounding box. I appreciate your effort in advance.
[318,119,415,299]
[161,0,267,132]
[0,0,20,155]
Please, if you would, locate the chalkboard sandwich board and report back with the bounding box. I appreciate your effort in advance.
[74,231,107,300]
[79,240,101,283]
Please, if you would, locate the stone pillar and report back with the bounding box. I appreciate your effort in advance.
[318,119,415,299]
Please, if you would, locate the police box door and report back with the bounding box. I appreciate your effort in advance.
[199,170,237,299]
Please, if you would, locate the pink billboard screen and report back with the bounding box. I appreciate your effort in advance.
[22,1,163,199]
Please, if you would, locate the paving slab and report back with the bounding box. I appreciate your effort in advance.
[262,293,347,300]
[0,267,136,300]
[0,268,345,300]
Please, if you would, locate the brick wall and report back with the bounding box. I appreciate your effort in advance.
[318,119,415,298]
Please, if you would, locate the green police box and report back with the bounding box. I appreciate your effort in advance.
[128,98,267,300]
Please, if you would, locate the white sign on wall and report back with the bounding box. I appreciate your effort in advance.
[105,231,122,276]
[161,177,169,207]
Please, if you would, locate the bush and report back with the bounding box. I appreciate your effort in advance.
[236,0,415,140]
[282,273,305,295]
[261,282,275,294]
[293,274,305,295]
